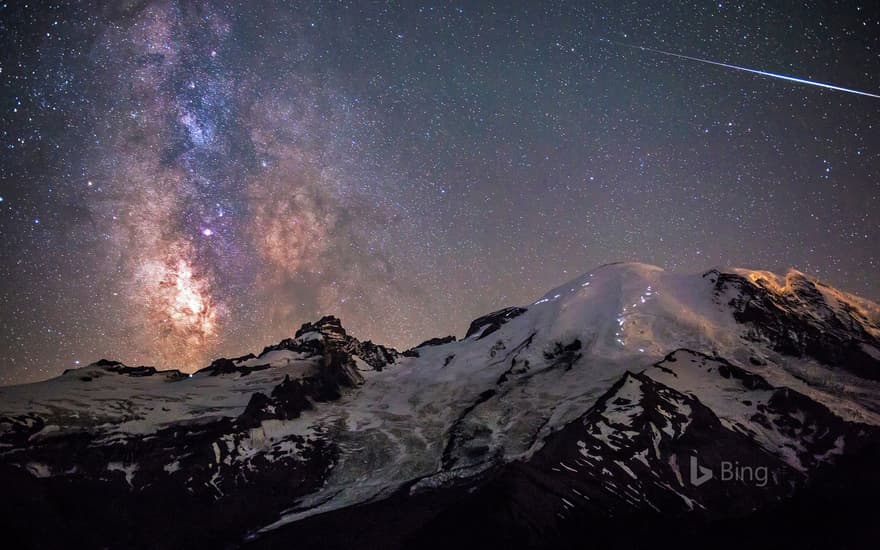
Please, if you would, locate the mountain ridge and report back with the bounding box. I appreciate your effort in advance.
[1,262,879,549]
[20,262,879,388]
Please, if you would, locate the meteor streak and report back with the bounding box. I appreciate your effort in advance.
[603,40,880,99]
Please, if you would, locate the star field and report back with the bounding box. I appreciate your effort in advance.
[1,1,878,384]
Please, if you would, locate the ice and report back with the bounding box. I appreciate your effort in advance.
[1,262,877,535]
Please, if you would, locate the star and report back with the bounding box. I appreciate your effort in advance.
[0,1,877,385]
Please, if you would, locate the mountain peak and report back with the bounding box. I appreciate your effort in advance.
[295,315,347,339]
[2,264,879,549]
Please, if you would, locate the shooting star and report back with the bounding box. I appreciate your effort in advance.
[602,39,880,99]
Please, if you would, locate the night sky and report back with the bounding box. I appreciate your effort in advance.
[1,1,878,384]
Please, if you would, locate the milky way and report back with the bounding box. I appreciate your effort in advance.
[1,1,879,383]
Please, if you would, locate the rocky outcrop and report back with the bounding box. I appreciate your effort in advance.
[197,357,271,377]
[707,269,880,380]
[2,265,880,549]
[403,335,458,357]
[290,315,400,370]
[465,307,527,339]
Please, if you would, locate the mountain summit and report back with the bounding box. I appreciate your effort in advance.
[2,263,879,549]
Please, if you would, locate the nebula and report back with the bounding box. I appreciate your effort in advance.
[136,246,222,367]
[4,1,877,384]
[245,121,339,280]
[69,1,399,369]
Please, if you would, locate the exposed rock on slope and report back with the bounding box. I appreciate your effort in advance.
[1,263,879,549]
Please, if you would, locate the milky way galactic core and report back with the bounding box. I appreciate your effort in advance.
[1,1,878,383]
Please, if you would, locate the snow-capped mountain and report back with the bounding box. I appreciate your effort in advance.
[2,263,879,549]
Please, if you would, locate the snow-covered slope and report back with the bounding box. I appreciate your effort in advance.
[1,263,879,549]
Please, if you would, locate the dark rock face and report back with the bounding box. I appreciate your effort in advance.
[238,349,365,430]
[194,316,399,377]
[465,306,528,340]
[708,270,880,380]
[286,315,400,371]
[197,357,271,377]
[510,368,800,521]
[354,340,399,371]
[699,352,774,391]
[415,335,457,348]
[403,336,458,357]
[63,359,187,380]
[0,428,339,550]
[542,339,582,371]
[238,375,316,429]
[441,388,498,469]
[66,359,157,377]
[0,414,45,449]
